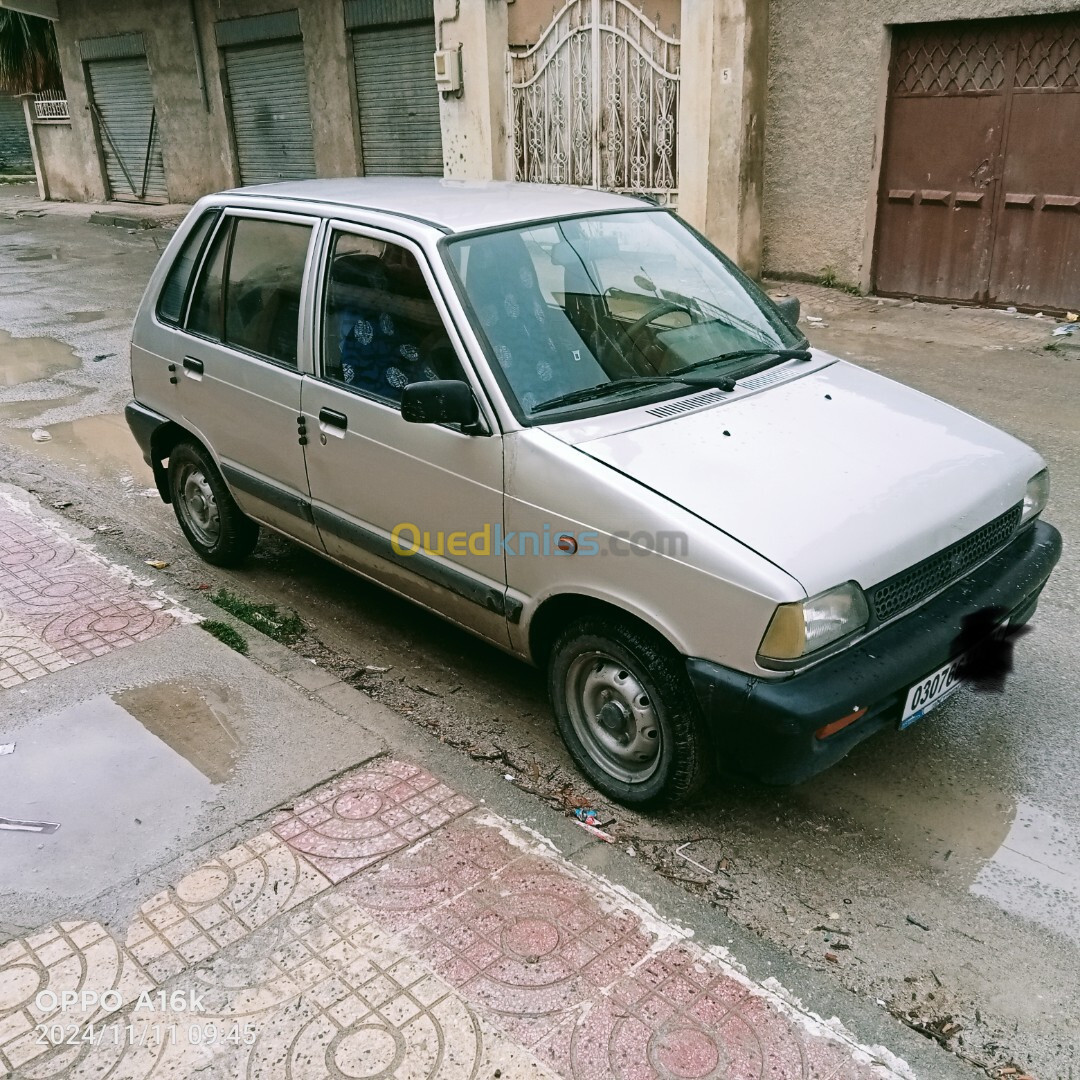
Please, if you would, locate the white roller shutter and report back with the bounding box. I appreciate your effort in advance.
[224,41,316,186]
[86,57,167,202]
[352,22,443,176]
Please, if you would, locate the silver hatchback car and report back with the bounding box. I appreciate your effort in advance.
[127,179,1061,807]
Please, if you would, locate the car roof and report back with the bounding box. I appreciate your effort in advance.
[224,177,651,234]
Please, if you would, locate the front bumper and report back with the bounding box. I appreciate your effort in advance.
[687,520,1062,784]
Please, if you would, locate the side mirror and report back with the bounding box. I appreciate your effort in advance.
[401,380,481,431]
[775,295,800,327]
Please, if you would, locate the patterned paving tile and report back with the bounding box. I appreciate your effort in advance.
[342,814,521,932]
[532,943,884,1080]
[0,921,152,1076]
[44,894,557,1080]
[272,759,475,883]
[398,854,654,1047]
[125,832,331,984]
[0,502,174,690]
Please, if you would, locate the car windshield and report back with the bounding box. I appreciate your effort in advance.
[445,210,802,419]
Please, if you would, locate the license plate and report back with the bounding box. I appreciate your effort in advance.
[900,658,965,728]
[900,618,1010,729]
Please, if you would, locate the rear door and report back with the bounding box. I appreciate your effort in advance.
[173,209,322,547]
[301,222,510,645]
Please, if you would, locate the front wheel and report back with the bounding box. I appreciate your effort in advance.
[548,617,711,808]
[167,441,259,567]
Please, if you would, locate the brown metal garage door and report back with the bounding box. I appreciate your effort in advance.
[874,15,1080,311]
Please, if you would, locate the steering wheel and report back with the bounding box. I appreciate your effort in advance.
[613,299,692,370]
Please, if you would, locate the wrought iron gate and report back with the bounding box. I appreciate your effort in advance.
[509,0,679,204]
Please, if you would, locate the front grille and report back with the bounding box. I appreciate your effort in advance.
[869,503,1023,622]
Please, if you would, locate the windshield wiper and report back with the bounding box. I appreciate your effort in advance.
[531,347,813,415]
[532,373,736,414]
[675,346,812,378]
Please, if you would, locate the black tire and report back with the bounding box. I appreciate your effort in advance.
[548,616,711,808]
[167,441,259,567]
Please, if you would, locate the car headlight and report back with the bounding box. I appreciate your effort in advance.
[758,582,870,663]
[1021,468,1049,524]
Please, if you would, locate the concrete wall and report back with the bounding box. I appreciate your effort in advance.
[762,0,1080,289]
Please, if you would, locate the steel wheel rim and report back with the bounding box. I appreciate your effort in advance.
[565,651,662,784]
[177,463,220,548]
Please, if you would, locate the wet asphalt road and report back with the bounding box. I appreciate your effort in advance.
[0,200,1078,1077]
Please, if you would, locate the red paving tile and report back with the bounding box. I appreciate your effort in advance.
[342,815,520,931]
[340,818,885,1079]
[395,852,654,1046]
[272,759,476,883]
[0,503,174,688]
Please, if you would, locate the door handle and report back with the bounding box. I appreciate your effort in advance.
[318,407,348,429]
[183,356,204,375]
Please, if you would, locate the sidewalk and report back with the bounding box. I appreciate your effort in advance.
[0,490,972,1079]
[0,183,188,230]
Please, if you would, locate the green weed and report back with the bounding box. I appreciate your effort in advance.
[209,589,305,644]
[201,620,248,654]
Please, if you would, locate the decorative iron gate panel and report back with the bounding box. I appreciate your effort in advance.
[875,14,1080,310]
[509,0,679,204]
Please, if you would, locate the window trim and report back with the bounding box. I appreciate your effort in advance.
[176,208,323,374]
[311,218,499,433]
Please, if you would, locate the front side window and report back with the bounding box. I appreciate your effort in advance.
[321,231,460,405]
[446,210,802,420]
[186,215,312,367]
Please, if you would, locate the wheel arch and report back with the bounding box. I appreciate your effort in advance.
[149,422,209,504]
[526,592,685,669]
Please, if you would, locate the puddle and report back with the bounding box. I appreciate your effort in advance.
[971,799,1080,946]
[0,693,219,902]
[0,390,91,420]
[19,412,155,485]
[14,248,58,262]
[0,329,81,385]
[113,680,241,784]
[71,310,107,323]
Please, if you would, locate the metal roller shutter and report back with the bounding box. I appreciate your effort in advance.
[87,58,167,202]
[0,96,32,173]
[225,41,316,186]
[352,22,443,176]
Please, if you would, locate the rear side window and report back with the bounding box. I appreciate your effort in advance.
[156,209,219,325]
[185,215,312,368]
[225,218,312,366]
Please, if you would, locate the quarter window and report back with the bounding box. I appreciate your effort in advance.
[186,216,313,368]
[157,209,219,325]
[321,231,459,404]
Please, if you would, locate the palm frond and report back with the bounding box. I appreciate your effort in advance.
[0,11,62,94]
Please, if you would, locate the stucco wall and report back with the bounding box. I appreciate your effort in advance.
[762,0,1080,289]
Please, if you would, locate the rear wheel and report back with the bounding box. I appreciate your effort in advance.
[167,441,258,567]
[548,616,711,807]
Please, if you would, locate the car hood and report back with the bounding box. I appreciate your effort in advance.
[570,361,1043,594]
